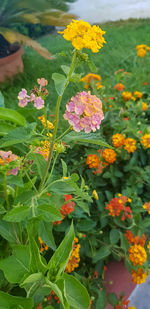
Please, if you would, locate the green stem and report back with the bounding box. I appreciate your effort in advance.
[44,152,59,188]
[3,174,10,211]
[25,170,38,193]
[55,125,72,142]
[38,50,77,192]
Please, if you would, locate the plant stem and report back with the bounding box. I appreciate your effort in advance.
[55,125,72,142]
[38,50,77,192]
[44,152,59,188]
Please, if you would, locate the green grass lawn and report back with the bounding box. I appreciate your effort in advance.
[1,18,150,113]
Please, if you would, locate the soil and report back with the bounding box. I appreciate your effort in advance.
[0,34,20,58]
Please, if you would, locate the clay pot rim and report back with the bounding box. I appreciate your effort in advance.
[0,47,24,65]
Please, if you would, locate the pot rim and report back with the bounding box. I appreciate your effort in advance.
[0,47,24,65]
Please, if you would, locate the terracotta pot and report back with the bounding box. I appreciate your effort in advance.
[104,260,136,309]
[0,47,24,83]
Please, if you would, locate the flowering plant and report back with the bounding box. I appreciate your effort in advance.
[0,19,108,309]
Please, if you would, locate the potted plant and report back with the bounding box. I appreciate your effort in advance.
[0,0,76,82]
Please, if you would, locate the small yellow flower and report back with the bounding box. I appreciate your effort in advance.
[58,19,106,53]
[142,102,148,111]
[136,44,147,50]
[128,198,132,203]
[143,202,150,214]
[128,306,136,309]
[102,149,116,164]
[146,46,150,51]
[65,237,80,273]
[80,73,102,90]
[92,190,99,200]
[112,133,125,148]
[63,177,69,180]
[38,115,54,130]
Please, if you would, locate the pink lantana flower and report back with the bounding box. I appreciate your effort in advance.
[7,167,20,176]
[18,88,29,107]
[34,97,44,109]
[64,91,104,133]
[37,78,48,88]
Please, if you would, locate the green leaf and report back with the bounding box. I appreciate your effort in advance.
[110,229,120,245]
[61,159,67,177]
[63,273,90,309]
[29,153,47,179]
[46,279,69,309]
[27,222,48,274]
[96,290,106,309]
[0,107,25,126]
[0,122,15,136]
[48,222,74,277]
[61,65,70,75]
[0,220,17,243]
[108,292,118,306]
[93,246,111,263]
[21,272,45,296]
[119,232,129,251]
[0,91,4,107]
[0,123,36,147]
[0,291,33,309]
[38,221,56,250]
[0,245,30,283]
[7,175,24,187]
[76,201,90,215]
[52,73,67,95]
[45,306,54,309]
[3,205,30,222]
[76,218,96,232]
[63,132,112,148]
[37,204,62,222]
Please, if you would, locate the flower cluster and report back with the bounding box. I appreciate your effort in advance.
[112,133,125,148]
[65,237,80,273]
[86,154,100,168]
[124,230,146,247]
[106,195,132,221]
[123,138,137,153]
[54,195,75,225]
[0,150,20,176]
[142,102,148,111]
[80,73,103,90]
[38,115,54,130]
[38,237,48,253]
[131,268,148,284]
[114,83,125,91]
[102,148,116,163]
[136,44,150,57]
[128,244,147,266]
[64,91,104,133]
[58,19,106,53]
[122,91,134,101]
[18,78,48,109]
[141,133,150,148]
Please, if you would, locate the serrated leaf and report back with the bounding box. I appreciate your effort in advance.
[48,222,74,276]
[0,220,17,243]
[52,73,67,95]
[0,245,30,283]
[63,273,90,309]
[3,205,30,222]
[0,123,36,147]
[37,204,62,222]
[0,107,25,126]
[63,131,112,148]
[38,221,56,250]
[76,201,90,215]
[0,122,15,136]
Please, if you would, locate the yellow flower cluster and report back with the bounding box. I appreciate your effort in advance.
[80,73,102,90]
[112,133,125,148]
[124,138,137,153]
[129,244,147,266]
[136,44,150,57]
[58,19,106,53]
[65,237,80,273]
[38,115,54,130]
[102,148,116,164]
[128,306,136,309]
[132,268,148,284]
[141,133,150,148]
[92,189,99,200]
[122,91,133,101]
